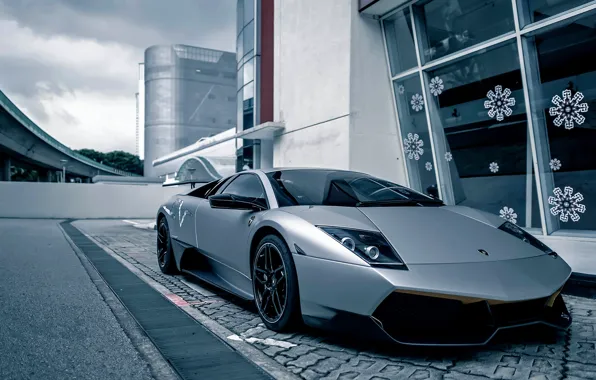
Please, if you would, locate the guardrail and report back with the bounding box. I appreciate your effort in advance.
[0,90,140,177]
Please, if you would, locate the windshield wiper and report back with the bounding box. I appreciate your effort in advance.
[356,199,443,207]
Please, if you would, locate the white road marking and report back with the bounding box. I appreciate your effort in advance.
[227,335,297,349]
[245,337,297,349]
[122,220,138,225]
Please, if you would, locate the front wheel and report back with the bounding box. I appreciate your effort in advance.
[252,235,301,331]
[157,217,178,275]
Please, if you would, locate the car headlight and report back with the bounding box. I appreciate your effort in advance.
[318,226,407,268]
[498,222,556,255]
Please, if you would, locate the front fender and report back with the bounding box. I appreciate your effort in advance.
[248,209,369,267]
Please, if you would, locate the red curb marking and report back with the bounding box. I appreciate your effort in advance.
[165,293,189,306]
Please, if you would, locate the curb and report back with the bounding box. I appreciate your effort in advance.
[58,223,181,380]
[563,273,596,299]
[73,223,300,380]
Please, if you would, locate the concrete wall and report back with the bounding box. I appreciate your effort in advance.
[0,182,184,219]
[271,0,407,182]
[348,5,406,184]
[272,0,352,169]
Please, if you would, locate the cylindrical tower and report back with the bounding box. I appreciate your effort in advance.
[143,44,236,178]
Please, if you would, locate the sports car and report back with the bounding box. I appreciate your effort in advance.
[155,168,572,346]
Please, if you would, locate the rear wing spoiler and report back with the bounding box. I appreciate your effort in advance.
[162,180,205,189]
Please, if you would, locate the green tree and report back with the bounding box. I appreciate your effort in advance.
[75,149,143,175]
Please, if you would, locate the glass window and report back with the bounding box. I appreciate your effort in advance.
[243,20,255,58]
[222,173,265,200]
[523,13,596,231]
[244,0,254,24]
[243,58,254,85]
[266,170,438,207]
[243,81,254,101]
[237,63,244,90]
[393,74,438,198]
[237,0,244,36]
[423,42,541,229]
[519,0,594,27]
[237,32,244,61]
[383,8,418,76]
[413,0,515,64]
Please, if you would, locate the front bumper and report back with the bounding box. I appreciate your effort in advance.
[293,253,572,346]
[371,290,571,345]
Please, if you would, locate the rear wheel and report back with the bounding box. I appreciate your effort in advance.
[252,235,301,332]
[157,217,178,274]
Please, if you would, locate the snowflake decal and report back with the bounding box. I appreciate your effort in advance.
[549,90,589,130]
[549,158,562,171]
[548,186,586,222]
[429,76,444,96]
[484,85,516,121]
[499,206,518,224]
[411,94,424,112]
[445,152,453,162]
[403,133,424,160]
[489,162,499,173]
[425,162,433,171]
[397,85,405,95]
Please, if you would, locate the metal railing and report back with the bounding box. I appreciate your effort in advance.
[0,90,140,176]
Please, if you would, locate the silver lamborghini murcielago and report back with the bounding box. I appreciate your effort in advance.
[156,168,572,346]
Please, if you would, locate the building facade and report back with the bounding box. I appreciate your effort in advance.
[143,45,237,177]
[153,0,596,272]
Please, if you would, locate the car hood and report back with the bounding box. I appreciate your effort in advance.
[357,205,547,264]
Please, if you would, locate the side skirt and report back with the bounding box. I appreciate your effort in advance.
[172,238,254,302]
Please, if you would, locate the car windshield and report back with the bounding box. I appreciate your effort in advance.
[266,170,441,207]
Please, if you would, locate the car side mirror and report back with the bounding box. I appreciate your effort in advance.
[208,193,265,211]
[426,185,439,199]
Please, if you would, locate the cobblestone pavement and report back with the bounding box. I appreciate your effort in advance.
[77,221,596,380]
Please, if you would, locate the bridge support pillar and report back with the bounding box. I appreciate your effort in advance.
[0,156,11,182]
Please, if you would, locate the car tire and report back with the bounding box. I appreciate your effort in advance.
[252,234,301,332]
[157,217,178,275]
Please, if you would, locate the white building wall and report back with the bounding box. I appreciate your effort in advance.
[272,0,407,183]
[348,6,406,184]
[272,0,352,169]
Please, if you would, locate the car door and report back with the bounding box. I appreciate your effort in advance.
[168,194,200,245]
[195,173,268,273]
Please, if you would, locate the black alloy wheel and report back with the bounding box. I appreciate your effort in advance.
[157,217,178,274]
[252,234,301,331]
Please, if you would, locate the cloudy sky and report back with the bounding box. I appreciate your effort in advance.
[0,0,236,154]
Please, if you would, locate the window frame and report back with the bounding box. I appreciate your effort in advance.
[218,173,270,209]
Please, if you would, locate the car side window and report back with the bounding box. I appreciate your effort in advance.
[221,174,266,201]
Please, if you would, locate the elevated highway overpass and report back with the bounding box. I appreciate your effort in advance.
[0,90,139,181]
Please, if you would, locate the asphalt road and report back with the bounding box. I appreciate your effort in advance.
[0,219,155,380]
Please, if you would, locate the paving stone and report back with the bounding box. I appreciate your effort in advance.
[300,369,321,380]
[284,345,317,359]
[566,361,596,380]
[275,354,294,365]
[312,349,355,362]
[320,356,445,380]
[451,351,563,379]
[263,346,288,357]
[311,357,346,374]
[287,352,325,369]
[92,227,596,380]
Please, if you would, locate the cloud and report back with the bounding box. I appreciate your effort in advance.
[0,0,236,154]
